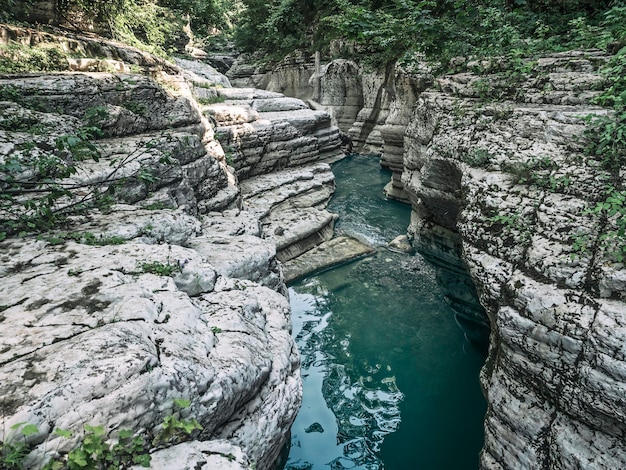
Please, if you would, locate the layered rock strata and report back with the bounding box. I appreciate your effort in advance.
[206,87,343,179]
[228,55,431,201]
[0,59,316,468]
[228,51,315,99]
[403,50,626,468]
[196,76,345,264]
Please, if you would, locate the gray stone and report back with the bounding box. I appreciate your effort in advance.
[401,51,626,469]
[282,236,376,283]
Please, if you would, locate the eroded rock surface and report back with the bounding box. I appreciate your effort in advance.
[223,47,626,468]
[403,50,626,469]
[186,66,345,265]
[205,87,344,180]
[0,239,298,470]
[0,53,309,469]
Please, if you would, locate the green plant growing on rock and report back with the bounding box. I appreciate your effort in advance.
[486,209,533,245]
[0,98,187,240]
[462,148,493,166]
[46,232,126,246]
[42,425,151,470]
[0,124,104,239]
[502,156,556,186]
[139,261,181,276]
[122,101,147,117]
[1,422,39,469]
[83,106,110,128]
[486,212,520,229]
[0,399,200,470]
[197,95,226,106]
[152,398,202,447]
[0,43,69,74]
[578,48,626,261]
[583,187,626,261]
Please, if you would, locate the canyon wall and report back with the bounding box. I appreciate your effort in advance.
[405,50,626,469]
[0,26,344,470]
[236,49,626,468]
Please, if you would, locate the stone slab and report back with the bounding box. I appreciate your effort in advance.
[282,235,376,284]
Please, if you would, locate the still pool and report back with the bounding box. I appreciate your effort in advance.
[282,154,488,470]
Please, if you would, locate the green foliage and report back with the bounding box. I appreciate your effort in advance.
[108,1,184,58]
[0,43,68,73]
[1,399,199,470]
[462,148,493,166]
[139,261,181,276]
[197,95,226,105]
[585,110,626,173]
[234,1,620,68]
[153,398,202,446]
[47,232,127,246]
[487,212,521,229]
[503,156,556,184]
[0,0,18,22]
[576,187,626,262]
[160,0,241,33]
[596,187,626,242]
[0,115,48,134]
[0,122,104,237]
[42,425,151,470]
[0,100,186,240]
[121,101,147,117]
[235,0,336,60]
[1,422,39,470]
[577,45,626,261]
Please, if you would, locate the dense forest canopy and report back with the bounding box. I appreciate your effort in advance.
[2,0,626,66]
[234,0,626,66]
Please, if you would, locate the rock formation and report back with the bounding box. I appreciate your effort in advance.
[0,27,346,470]
[231,49,626,468]
[230,55,431,201]
[403,50,626,469]
[197,77,345,266]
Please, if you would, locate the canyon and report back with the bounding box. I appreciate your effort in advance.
[230,49,626,468]
[1,21,625,470]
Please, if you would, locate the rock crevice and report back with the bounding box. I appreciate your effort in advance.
[232,48,626,468]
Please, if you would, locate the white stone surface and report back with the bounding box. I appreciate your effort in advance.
[401,51,626,469]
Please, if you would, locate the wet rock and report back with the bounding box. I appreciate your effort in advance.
[282,236,376,284]
[388,235,413,254]
[304,423,324,433]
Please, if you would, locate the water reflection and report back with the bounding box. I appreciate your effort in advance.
[289,278,402,470]
[284,155,487,469]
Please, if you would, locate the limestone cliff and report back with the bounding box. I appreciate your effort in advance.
[0,26,343,470]
[404,50,626,469]
[229,49,626,468]
[229,55,430,200]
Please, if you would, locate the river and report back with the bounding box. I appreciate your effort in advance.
[281,154,487,470]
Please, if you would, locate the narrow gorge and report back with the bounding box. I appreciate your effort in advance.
[1,5,626,470]
[230,47,626,468]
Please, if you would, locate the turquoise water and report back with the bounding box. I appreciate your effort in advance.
[283,154,487,470]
